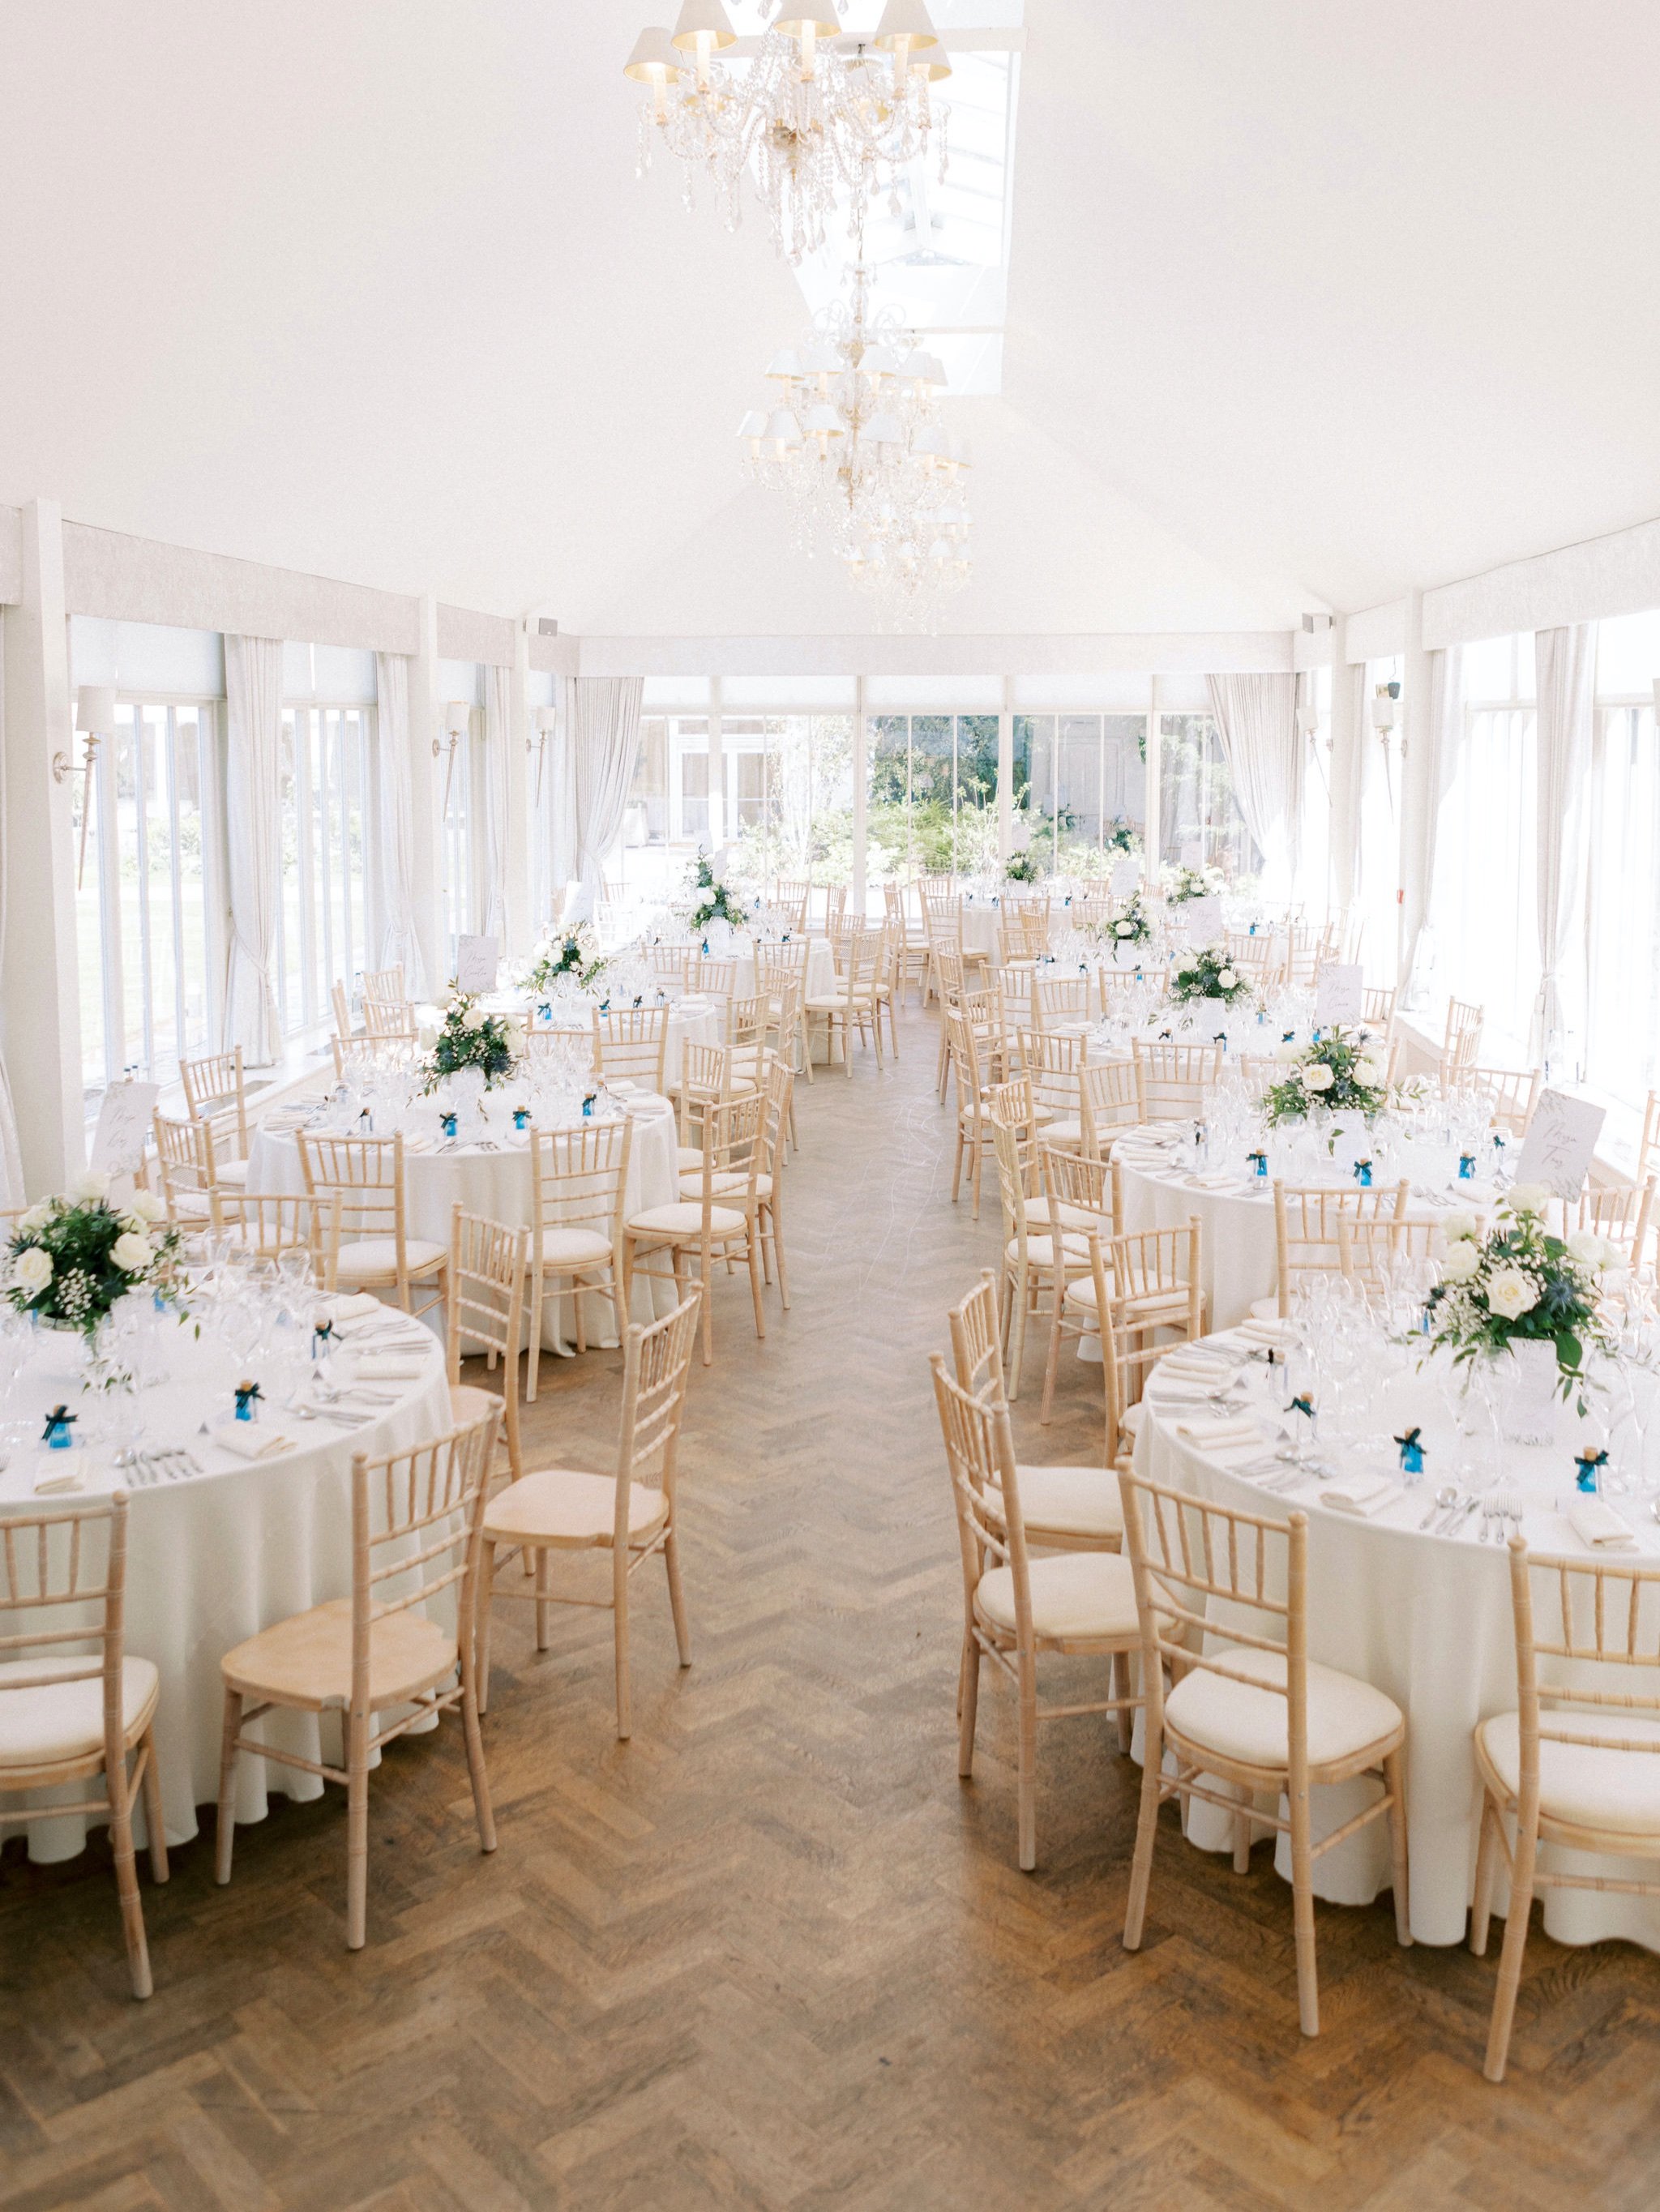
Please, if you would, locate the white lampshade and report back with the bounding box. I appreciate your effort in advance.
[949,435,973,467]
[764,346,805,379]
[670,0,736,53]
[874,0,939,53]
[910,422,948,460]
[75,684,118,735]
[443,700,473,738]
[802,401,844,435]
[623,27,682,81]
[765,407,804,450]
[773,8,839,35]
[801,337,841,376]
[1295,704,1320,737]
[535,706,559,734]
[736,409,769,439]
[861,344,901,378]
[909,44,952,81]
[863,409,905,445]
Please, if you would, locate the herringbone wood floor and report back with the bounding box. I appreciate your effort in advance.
[6,1008,1660,2210]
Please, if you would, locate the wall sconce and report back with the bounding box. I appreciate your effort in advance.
[532,705,558,804]
[1370,678,1401,733]
[435,700,472,816]
[54,684,118,887]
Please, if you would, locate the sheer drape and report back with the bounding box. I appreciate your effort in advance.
[482,665,514,943]
[1206,674,1299,900]
[546,679,580,909]
[372,652,423,998]
[572,676,642,894]
[223,634,284,1064]
[1534,623,1598,1064]
[1398,645,1461,1002]
[0,629,27,1204]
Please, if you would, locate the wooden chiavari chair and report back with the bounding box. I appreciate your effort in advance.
[1361,984,1397,1038]
[690,956,738,999]
[624,1091,766,1367]
[1336,1215,1443,1298]
[722,993,768,1084]
[1020,1028,1089,1144]
[871,923,903,1061]
[806,926,883,1076]
[592,1004,670,1093]
[1132,1040,1221,1122]
[362,997,418,1042]
[1639,1090,1660,1185]
[648,945,691,995]
[944,1005,996,1219]
[1032,973,1093,1030]
[1441,995,1485,1081]
[525,1123,632,1393]
[1045,1217,1204,1427]
[1078,1058,1140,1160]
[444,1204,528,1394]
[215,1397,500,1949]
[757,943,811,1086]
[0,1494,167,1998]
[1098,963,1166,1019]
[997,909,1051,971]
[296,1131,447,1316]
[1226,930,1279,991]
[1575,1175,1656,1273]
[330,1032,419,1080]
[773,880,811,935]
[1118,1467,1410,2035]
[883,879,930,1004]
[330,978,353,1043]
[478,1290,700,1740]
[1461,1064,1541,1138]
[947,1272,1123,1553]
[934,1358,1141,1870]
[152,1110,220,1223]
[361,965,405,1005]
[210,1190,341,1286]
[1471,1538,1660,2081]
[989,1119,1093,1400]
[821,884,848,935]
[180,1046,251,1187]
[1270,1180,1411,1318]
[675,1040,750,1170]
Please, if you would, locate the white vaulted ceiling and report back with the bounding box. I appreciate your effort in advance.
[0,1,1657,637]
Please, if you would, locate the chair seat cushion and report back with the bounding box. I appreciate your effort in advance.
[976,1551,1140,1642]
[334,1238,447,1280]
[484,1467,670,1549]
[1249,1294,1281,1322]
[1478,1710,1660,1838]
[1064,1273,1190,1322]
[627,1200,746,1240]
[216,1157,251,1187]
[675,1145,703,1171]
[1164,1645,1403,1773]
[1025,1196,1103,1234]
[1041,1119,1085,1146]
[1014,1464,1124,1541]
[536,1226,614,1269]
[0,1657,159,1771]
[804,995,851,1013]
[221,1598,456,1712]
[1006,1232,1093,1270]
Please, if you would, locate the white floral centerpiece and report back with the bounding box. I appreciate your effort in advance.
[1170,944,1252,1008]
[524,924,606,999]
[425,991,517,1093]
[1426,1187,1616,1430]
[1262,1027,1390,1136]
[1106,891,1155,948]
[6,1177,182,1341]
[1165,862,1226,905]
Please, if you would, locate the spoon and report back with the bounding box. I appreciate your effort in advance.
[1418,1483,1457,1530]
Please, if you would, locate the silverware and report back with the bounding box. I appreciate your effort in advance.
[1419,1483,1458,1530]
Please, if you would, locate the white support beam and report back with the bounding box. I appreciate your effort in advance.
[852,674,868,915]
[408,593,443,995]
[1,499,85,1192]
[997,676,1013,865]
[506,623,532,958]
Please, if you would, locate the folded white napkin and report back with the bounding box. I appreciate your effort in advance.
[214,1424,297,1461]
[1568,1497,1637,1551]
[351,1353,430,1380]
[1149,1383,1223,1406]
[1232,1320,1294,1347]
[1184,1173,1245,1192]
[32,1466,84,1495]
[1175,1417,1262,1449]
[1316,1474,1399,1517]
[1157,1354,1233,1380]
[328,1293,383,1322]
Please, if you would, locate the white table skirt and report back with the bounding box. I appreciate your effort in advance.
[1137,1357,1660,1949]
[0,1324,455,1856]
[246,1100,682,1349]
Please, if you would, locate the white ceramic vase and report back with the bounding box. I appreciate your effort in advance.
[1500,1335,1560,1447]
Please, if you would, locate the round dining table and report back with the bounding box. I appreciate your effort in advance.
[1135,1337,1660,1949]
[417,991,722,1091]
[0,1300,455,1858]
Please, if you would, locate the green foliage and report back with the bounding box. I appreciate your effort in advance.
[526,928,606,995]
[1263,1027,1391,1128]
[687,853,743,931]
[7,1193,182,1339]
[426,995,516,1091]
[1170,946,1253,1007]
[1426,1199,1613,1393]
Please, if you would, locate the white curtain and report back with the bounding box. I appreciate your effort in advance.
[1328,659,1367,921]
[482,665,514,943]
[1398,644,1461,1003]
[1534,623,1598,1065]
[0,627,26,1205]
[222,634,284,1064]
[372,652,423,999]
[1206,674,1299,899]
[572,676,642,895]
[544,678,580,917]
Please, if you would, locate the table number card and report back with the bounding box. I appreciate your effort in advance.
[1175,894,1223,946]
[91,1080,159,1174]
[1516,1088,1606,1201]
[1110,857,1140,896]
[455,934,499,995]
[1314,963,1364,1027]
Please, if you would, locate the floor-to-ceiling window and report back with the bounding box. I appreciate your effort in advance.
[276,704,374,1034]
[75,698,221,1102]
[1015,714,1147,870]
[1585,610,1660,1109]
[1435,635,1537,1050]
[867,712,999,878]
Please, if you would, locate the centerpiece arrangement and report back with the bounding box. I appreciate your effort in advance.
[1262,1027,1390,1133]
[687,853,742,933]
[1004,847,1045,884]
[1170,945,1252,1008]
[6,1178,181,1342]
[1106,817,1140,856]
[1107,891,1154,948]
[1425,1187,1616,1436]
[524,923,606,997]
[426,992,516,1093]
[1165,862,1225,904]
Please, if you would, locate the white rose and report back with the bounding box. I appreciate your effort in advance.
[13,1246,52,1294]
[1508,1183,1551,1216]
[1487,1267,1540,1320]
[1599,1236,1625,1270]
[1566,1228,1602,1266]
[74,1170,109,1203]
[111,1230,153,1274]
[128,1188,165,1225]
[1300,1063,1335,1093]
[19,1202,51,1234]
[1442,1211,1479,1242]
[463,1006,488,1032]
[1273,1040,1303,1064]
[1217,969,1238,990]
[1357,1055,1386,1085]
[1115,921,1135,938]
[1439,1240,1481,1281]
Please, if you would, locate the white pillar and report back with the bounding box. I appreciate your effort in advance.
[852,674,868,915]
[997,677,1014,865]
[1,499,85,1192]
[1144,675,1162,881]
[505,626,532,958]
[408,593,443,991]
[708,676,725,857]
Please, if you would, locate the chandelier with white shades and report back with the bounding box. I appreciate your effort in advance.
[735,217,972,623]
[624,0,951,265]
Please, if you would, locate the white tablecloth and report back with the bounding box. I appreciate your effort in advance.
[418,995,721,1091]
[0,1316,455,1856]
[1137,1346,1660,1949]
[246,1098,682,1348]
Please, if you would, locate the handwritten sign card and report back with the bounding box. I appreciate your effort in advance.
[91,1080,159,1175]
[1175,895,1223,947]
[1314,963,1364,1027]
[455,935,499,996]
[1516,1088,1606,1201]
[1109,857,1140,896]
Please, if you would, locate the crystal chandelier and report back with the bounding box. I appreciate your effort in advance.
[624,1,951,265]
[734,219,972,623]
